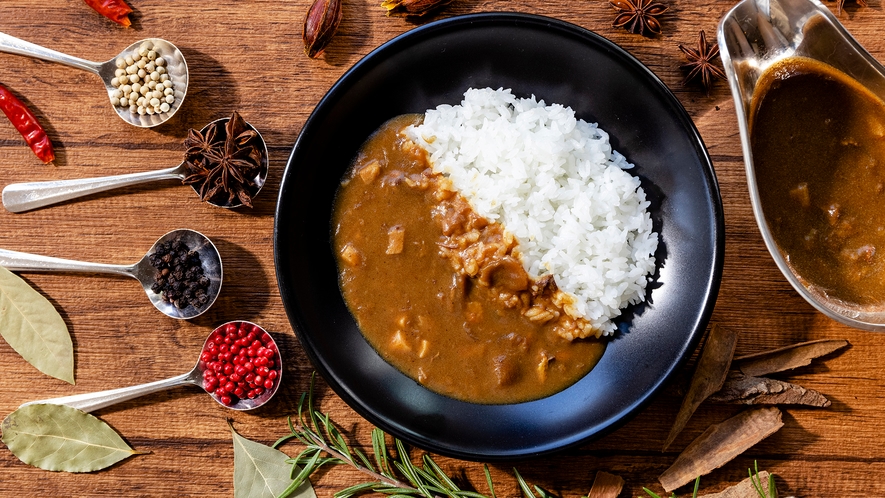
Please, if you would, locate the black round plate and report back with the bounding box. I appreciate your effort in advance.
[274,13,724,461]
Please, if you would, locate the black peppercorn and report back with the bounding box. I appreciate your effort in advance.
[148,235,212,309]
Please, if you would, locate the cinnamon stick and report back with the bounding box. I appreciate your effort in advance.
[708,371,830,407]
[587,471,625,498]
[663,324,738,450]
[699,471,774,497]
[734,339,849,377]
[659,407,783,492]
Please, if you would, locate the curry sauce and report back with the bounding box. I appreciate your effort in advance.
[751,57,885,308]
[332,115,604,404]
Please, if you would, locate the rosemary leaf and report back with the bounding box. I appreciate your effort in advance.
[514,468,535,498]
[334,482,379,498]
[484,465,497,498]
[373,428,394,477]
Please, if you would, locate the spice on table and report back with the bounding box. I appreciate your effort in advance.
[109,40,175,116]
[588,471,625,498]
[182,111,264,207]
[708,371,831,407]
[678,30,726,94]
[610,0,667,36]
[658,407,784,492]
[733,338,849,377]
[381,0,452,17]
[82,0,133,27]
[200,322,280,406]
[303,0,343,59]
[0,84,54,164]
[663,324,737,451]
[148,235,211,309]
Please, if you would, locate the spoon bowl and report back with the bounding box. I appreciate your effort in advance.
[0,228,222,319]
[718,0,885,329]
[1,117,268,213]
[0,32,188,128]
[19,321,282,413]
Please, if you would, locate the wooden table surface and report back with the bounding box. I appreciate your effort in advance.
[0,0,881,496]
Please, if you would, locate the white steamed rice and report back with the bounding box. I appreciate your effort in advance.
[406,87,658,336]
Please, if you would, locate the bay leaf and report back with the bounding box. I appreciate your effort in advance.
[230,422,316,498]
[0,266,73,384]
[1,404,137,472]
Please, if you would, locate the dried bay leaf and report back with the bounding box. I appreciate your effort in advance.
[699,470,774,497]
[588,471,625,498]
[709,371,830,407]
[230,422,316,498]
[659,407,783,492]
[1,404,137,472]
[0,266,73,384]
[735,338,849,377]
[663,324,738,450]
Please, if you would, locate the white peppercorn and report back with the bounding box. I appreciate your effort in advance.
[112,46,176,115]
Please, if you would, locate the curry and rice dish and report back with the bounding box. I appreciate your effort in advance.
[751,58,885,308]
[333,89,658,403]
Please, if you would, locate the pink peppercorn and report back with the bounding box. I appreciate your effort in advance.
[200,320,281,408]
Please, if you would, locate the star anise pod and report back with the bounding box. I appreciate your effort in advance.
[184,120,224,163]
[678,30,726,94]
[611,0,668,36]
[180,111,265,208]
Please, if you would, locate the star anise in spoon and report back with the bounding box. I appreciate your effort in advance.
[184,120,224,163]
[610,0,668,36]
[678,30,726,94]
[181,111,265,208]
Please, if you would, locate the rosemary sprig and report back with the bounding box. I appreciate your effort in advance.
[275,374,776,498]
[273,374,502,498]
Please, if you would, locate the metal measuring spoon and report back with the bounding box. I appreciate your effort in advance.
[0,228,221,319]
[1,117,268,213]
[0,32,187,128]
[19,321,282,412]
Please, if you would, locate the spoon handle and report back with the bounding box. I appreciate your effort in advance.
[0,248,133,276]
[2,164,185,213]
[19,372,194,413]
[0,31,102,74]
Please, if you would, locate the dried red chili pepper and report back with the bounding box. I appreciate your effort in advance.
[0,84,55,164]
[83,0,133,27]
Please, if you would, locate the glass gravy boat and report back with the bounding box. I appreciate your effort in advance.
[718,0,885,329]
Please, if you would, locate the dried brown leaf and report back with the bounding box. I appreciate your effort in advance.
[735,339,849,377]
[698,471,774,497]
[659,407,783,492]
[709,372,830,407]
[587,471,625,498]
[663,324,738,450]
